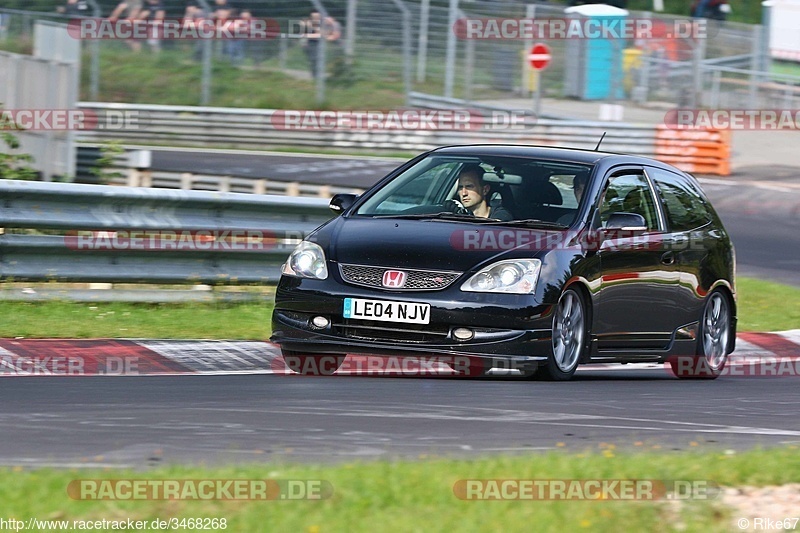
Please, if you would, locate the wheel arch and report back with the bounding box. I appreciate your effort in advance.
[562,278,594,360]
[707,280,737,354]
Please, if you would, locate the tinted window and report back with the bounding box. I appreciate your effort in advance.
[649,168,712,232]
[358,159,461,213]
[597,172,659,230]
[550,171,588,209]
[355,155,593,221]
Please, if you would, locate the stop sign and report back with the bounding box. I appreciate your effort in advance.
[528,43,551,70]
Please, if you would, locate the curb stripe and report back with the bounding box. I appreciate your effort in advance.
[0,339,192,376]
[0,333,797,377]
[738,332,800,358]
[779,330,800,346]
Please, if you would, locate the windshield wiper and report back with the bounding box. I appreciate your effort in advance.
[371,213,501,223]
[490,218,568,229]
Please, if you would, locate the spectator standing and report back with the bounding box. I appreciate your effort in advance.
[690,0,731,21]
[140,0,166,52]
[213,0,245,65]
[184,0,207,61]
[303,11,340,79]
[109,0,143,22]
[58,0,90,17]
[109,0,144,51]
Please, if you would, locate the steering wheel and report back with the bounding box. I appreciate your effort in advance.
[442,199,472,216]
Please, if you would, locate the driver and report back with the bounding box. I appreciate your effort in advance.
[454,164,513,221]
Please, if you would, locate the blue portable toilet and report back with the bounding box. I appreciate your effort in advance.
[563,4,628,100]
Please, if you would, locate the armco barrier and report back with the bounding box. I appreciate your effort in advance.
[0,179,333,284]
[76,99,732,176]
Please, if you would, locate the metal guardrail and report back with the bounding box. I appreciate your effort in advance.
[74,100,731,184]
[76,99,660,156]
[408,92,661,155]
[0,179,333,284]
[77,101,444,152]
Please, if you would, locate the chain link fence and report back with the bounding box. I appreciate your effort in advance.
[1,1,799,112]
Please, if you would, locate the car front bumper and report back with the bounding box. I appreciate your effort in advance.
[270,277,556,364]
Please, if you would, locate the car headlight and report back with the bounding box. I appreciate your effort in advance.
[460,259,541,294]
[281,241,328,280]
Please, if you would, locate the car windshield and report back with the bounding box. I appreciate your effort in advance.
[354,155,594,227]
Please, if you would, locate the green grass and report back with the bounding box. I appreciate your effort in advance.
[0,37,427,109]
[0,276,796,339]
[0,300,273,340]
[771,60,800,79]
[2,447,799,532]
[736,277,800,332]
[77,41,455,109]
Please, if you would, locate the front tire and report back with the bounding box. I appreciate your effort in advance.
[537,288,587,381]
[281,350,345,376]
[670,290,732,379]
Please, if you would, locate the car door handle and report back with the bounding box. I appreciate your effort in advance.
[661,251,675,265]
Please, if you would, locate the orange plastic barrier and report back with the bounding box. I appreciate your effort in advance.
[654,126,731,176]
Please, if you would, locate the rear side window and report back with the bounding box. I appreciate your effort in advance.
[597,172,660,231]
[648,168,712,232]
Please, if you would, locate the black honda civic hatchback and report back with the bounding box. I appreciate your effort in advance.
[271,145,736,380]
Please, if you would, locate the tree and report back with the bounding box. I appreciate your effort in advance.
[0,105,37,180]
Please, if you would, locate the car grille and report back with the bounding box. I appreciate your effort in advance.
[333,320,450,343]
[339,264,462,291]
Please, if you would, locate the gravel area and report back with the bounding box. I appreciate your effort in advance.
[722,484,800,531]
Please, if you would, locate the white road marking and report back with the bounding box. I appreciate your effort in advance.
[100,144,403,162]
[196,405,800,437]
[698,177,734,187]
[0,460,136,468]
[755,183,794,193]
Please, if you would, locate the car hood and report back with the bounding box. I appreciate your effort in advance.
[320,216,553,272]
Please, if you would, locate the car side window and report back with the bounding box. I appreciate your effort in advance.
[596,172,659,230]
[648,168,712,232]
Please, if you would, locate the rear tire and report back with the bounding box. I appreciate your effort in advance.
[281,350,345,376]
[670,290,731,380]
[536,288,587,381]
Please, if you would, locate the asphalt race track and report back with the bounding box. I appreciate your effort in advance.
[1,333,800,467]
[150,148,402,189]
[3,369,800,467]
[2,151,797,468]
[698,167,800,287]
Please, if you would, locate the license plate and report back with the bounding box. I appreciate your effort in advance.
[343,298,430,324]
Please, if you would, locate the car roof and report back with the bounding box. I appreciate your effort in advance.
[430,144,681,171]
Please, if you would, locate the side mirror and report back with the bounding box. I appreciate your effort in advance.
[605,212,647,233]
[329,193,357,215]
